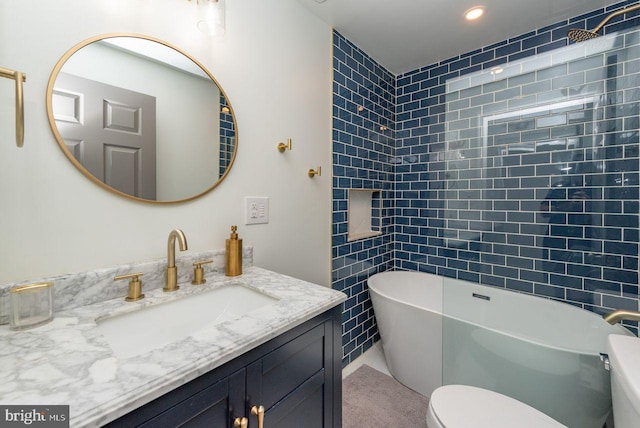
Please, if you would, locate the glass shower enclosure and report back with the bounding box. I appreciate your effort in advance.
[441,25,639,428]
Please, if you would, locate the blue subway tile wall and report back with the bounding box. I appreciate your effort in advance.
[395,1,640,332]
[219,94,235,177]
[332,31,395,366]
[333,0,640,361]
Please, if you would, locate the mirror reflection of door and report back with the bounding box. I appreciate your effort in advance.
[52,72,157,200]
[47,35,238,203]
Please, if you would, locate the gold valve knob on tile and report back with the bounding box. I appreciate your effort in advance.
[308,166,321,178]
[233,417,248,428]
[251,405,265,428]
[277,138,292,153]
[114,273,144,302]
[191,259,213,285]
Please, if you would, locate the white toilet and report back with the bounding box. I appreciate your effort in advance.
[426,384,566,428]
[607,334,640,428]
[427,335,640,428]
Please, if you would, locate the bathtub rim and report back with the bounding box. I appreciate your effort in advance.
[367,270,633,357]
[367,270,442,312]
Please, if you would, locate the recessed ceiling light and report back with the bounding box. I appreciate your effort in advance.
[464,6,485,21]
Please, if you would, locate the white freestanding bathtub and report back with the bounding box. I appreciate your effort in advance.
[368,270,632,428]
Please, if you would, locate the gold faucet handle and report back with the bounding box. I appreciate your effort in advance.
[114,272,144,302]
[192,259,214,285]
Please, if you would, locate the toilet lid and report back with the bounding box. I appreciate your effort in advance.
[429,385,566,428]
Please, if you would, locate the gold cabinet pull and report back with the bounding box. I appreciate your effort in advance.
[308,166,321,178]
[277,138,292,153]
[251,405,265,428]
[191,259,213,285]
[233,417,248,428]
[114,272,144,302]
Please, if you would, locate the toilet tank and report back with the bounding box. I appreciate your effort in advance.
[607,335,640,428]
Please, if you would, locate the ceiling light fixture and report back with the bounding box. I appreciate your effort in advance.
[464,6,485,21]
[189,0,225,36]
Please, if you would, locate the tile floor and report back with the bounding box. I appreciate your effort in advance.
[342,342,390,379]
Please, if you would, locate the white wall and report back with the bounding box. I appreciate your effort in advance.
[0,0,333,287]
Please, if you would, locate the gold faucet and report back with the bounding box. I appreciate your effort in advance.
[164,229,188,292]
[603,309,640,325]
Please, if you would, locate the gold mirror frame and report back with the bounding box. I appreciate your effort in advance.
[45,33,238,204]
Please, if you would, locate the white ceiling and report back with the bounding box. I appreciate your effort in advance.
[297,0,619,75]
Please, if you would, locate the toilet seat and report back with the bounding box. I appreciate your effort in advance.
[426,385,566,428]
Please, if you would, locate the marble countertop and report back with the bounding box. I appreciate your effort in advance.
[0,267,346,427]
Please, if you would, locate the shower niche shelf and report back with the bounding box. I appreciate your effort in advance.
[348,189,382,241]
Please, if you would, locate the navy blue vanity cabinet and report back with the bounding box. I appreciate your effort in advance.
[137,369,246,427]
[104,306,342,428]
[246,321,332,428]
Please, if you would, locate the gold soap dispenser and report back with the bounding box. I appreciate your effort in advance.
[225,225,242,276]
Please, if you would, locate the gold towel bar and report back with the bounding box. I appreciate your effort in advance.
[0,66,26,148]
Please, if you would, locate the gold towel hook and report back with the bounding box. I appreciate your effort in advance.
[308,166,321,178]
[277,138,292,153]
[0,67,26,148]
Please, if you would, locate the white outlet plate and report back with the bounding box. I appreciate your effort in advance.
[245,197,269,225]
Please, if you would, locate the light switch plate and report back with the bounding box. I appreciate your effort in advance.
[245,197,269,225]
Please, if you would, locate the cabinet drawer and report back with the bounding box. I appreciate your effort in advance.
[139,378,229,427]
[138,368,245,428]
[248,323,325,409]
[265,370,325,428]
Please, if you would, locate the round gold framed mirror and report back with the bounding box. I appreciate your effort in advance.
[46,33,237,204]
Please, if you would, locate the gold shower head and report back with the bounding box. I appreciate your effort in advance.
[567,28,600,42]
[567,3,640,43]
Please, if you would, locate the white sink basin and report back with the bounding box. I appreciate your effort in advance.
[96,284,279,358]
